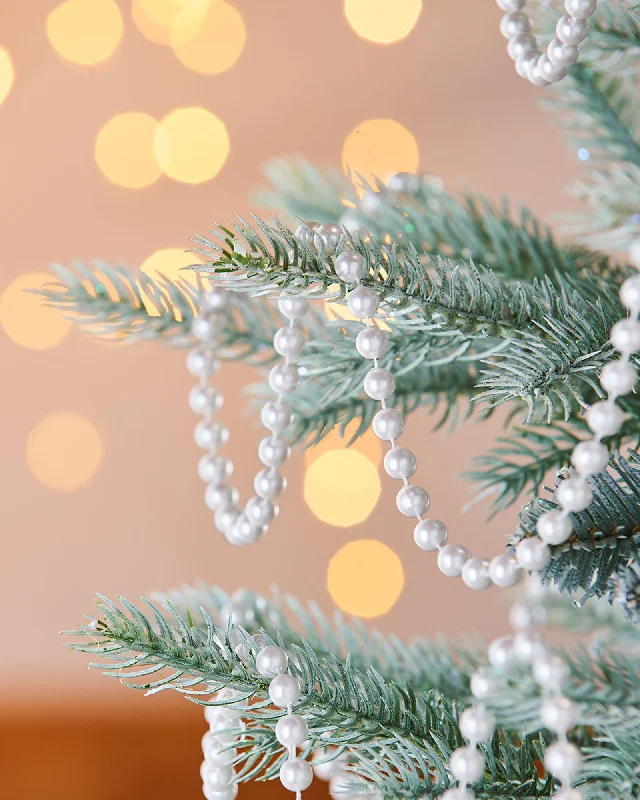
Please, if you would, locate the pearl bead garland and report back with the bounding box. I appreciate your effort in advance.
[201,689,244,800]
[496,0,599,87]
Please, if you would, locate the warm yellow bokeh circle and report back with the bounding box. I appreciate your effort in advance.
[344,0,422,45]
[27,412,104,492]
[342,118,419,186]
[154,107,230,184]
[132,0,211,47]
[47,0,124,65]
[95,112,163,189]
[0,272,71,350]
[140,248,202,282]
[327,539,405,618]
[304,450,380,527]
[0,46,14,106]
[171,1,246,75]
[304,419,382,469]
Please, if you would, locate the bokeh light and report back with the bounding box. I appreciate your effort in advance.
[95,112,163,189]
[342,118,419,186]
[47,0,124,66]
[139,248,202,317]
[0,272,70,350]
[344,0,422,45]
[304,450,380,527]
[154,107,230,184]
[171,1,246,75]
[132,0,210,47]
[304,418,382,469]
[27,412,104,492]
[0,46,14,106]
[327,539,404,618]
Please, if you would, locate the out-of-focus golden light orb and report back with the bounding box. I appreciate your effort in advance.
[304,450,380,527]
[27,412,104,492]
[0,272,70,350]
[139,248,203,317]
[0,46,14,105]
[342,118,419,187]
[344,0,422,45]
[327,539,405,618]
[170,1,246,75]
[304,418,382,469]
[154,107,230,184]
[47,0,124,65]
[95,112,163,189]
[132,0,210,47]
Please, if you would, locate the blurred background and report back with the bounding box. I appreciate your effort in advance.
[0,1,585,797]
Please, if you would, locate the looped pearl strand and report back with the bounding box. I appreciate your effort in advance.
[202,688,245,800]
[497,0,599,87]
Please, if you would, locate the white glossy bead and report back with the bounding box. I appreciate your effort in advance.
[364,368,395,400]
[335,250,366,282]
[261,400,293,433]
[339,212,365,234]
[527,61,551,87]
[372,409,404,441]
[189,385,223,415]
[256,645,288,678]
[222,593,256,627]
[245,496,276,527]
[258,437,290,468]
[295,222,319,247]
[202,764,235,790]
[571,440,609,476]
[538,53,569,83]
[460,706,495,743]
[360,190,384,214]
[450,746,485,783]
[541,696,578,733]
[396,485,430,517]
[544,741,583,783]
[312,750,346,781]
[620,273,640,312]
[441,790,475,800]
[500,12,530,38]
[514,630,547,662]
[488,636,515,669]
[536,510,573,545]
[280,758,314,793]
[414,519,448,551]
[229,514,263,546]
[187,346,219,377]
[548,37,579,68]
[515,50,540,79]
[269,364,299,395]
[437,544,470,577]
[355,326,388,359]
[192,313,221,343]
[462,557,492,590]
[205,483,238,512]
[557,477,593,512]
[497,0,525,9]
[274,327,305,359]
[214,505,241,535]
[346,286,379,319]
[488,553,522,587]
[314,223,343,254]
[387,172,422,194]
[601,359,638,397]
[507,33,537,60]
[329,773,369,800]
[208,707,245,743]
[203,289,230,312]
[195,420,229,451]
[202,733,237,765]
[552,790,584,800]
[202,784,238,800]
[269,674,301,707]
[275,713,309,747]
[508,602,544,631]
[254,468,286,499]
[516,538,551,570]
[586,400,624,436]
[611,318,640,353]
[532,652,570,689]
[198,454,233,484]
[278,296,310,320]
[556,13,588,45]
[384,447,416,479]
[565,0,597,18]
[470,668,499,700]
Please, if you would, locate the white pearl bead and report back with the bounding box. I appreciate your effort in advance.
[295,223,319,247]
[500,12,530,38]
[527,58,551,87]
[340,211,365,234]
[538,53,569,83]
[497,0,525,9]
[460,705,496,743]
[202,764,235,790]
[346,286,379,319]
[586,400,624,437]
[355,326,388,359]
[488,636,515,669]
[532,652,570,689]
[507,33,537,60]
[199,454,233,484]
[256,645,288,678]
[611,318,640,353]
[384,447,416,479]
[364,368,395,400]
[508,602,544,631]
[437,544,470,577]
[329,774,369,800]
[414,519,448,551]
[261,400,293,433]
[228,514,263,546]
[202,783,238,800]
[312,750,346,781]
[189,385,223,415]
[187,346,219,377]
[541,696,578,733]
[208,707,245,743]
[202,733,237,765]
[335,250,366,282]
[387,172,422,194]
[557,476,593,512]
[314,223,343,254]
[245,496,276,527]
[360,190,384,214]
[269,364,300,395]
[192,313,220,343]
[280,758,314,793]
[620,273,640,312]
[195,420,229,450]
[278,296,310,320]
[544,741,583,783]
[441,789,475,800]
[571,440,609,476]
[258,437,290,468]
[449,746,485,783]
[553,790,584,800]
[222,594,256,627]
[275,713,309,747]
[548,37,579,68]
[274,327,305,359]
[488,553,522,587]
[205,483,238,512]
[515,50,540,79]
[269,674,301,708]
[470,668,499,700]
[462,557,492,590]
[203,289,230,312]
[565,0,597,19]
[514,630,547,662]
[556,13,588,45]
[536,510,573,544]
[516,538,551,570]
[372,409,405,441]
[396,485,430,517]
[215,506,241,534]
[254,468,286,499]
